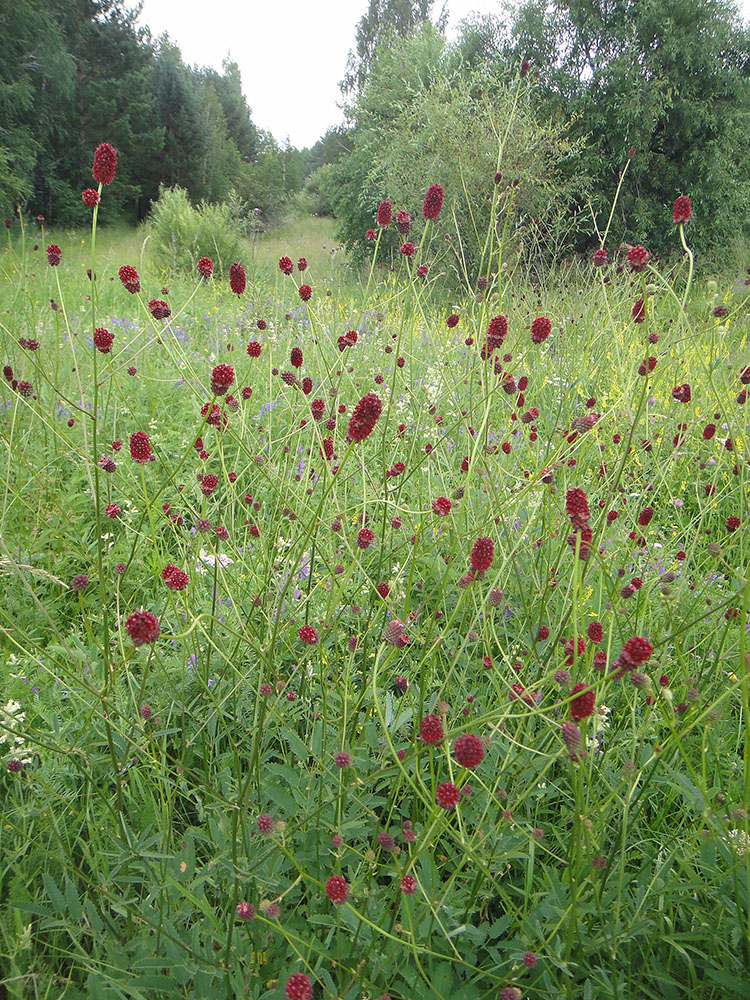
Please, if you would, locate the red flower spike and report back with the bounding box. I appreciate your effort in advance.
[92,142,117,185]
[673,195,691,225]
[377,201,392,227]
[423,183,444,221]
[229,263,246,295]
[570,682,595,720]
[118,264,140,293]
[453,733,484,769]
[420,714,444,744]
[325,875,348,904]
[125,609,160,646]
[347,393,382,443]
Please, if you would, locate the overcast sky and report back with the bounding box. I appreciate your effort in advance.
[137,0,750,150]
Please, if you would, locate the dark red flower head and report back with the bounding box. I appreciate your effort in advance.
[125,609,160,646]
[570,682,595,720]
[487,314,508,349]
[297,257,308,271]
[592,247,607,267]
[530,316,551,344]
[129,431,151,464]
[285,973,313,1000]
[420,714,444,744]
[672,383,691,403]
[470,536,494,573]
[423,183,444,221]
[148,299,171,320]
[565,488,589,525]
[627,245,649,272]
[400,242,415,257]
[118,265,140,293]
[82,189,100,207]
[447,313,459,328]
[377,200,392,227]
[299,625,319,644]
[46,244,62,266]
[325,875,348,904]
[520,59,530,77]
[366,228,376,240]
[210,363,235,395]
[299,284,312,301]
[92,142,118,185]
[279,256,294,275]
[436,781,460,810]
[673,195,691,225]
[454,733,484,769]
[162,564,189,590]
[621,636,653,666]
[198,256,214,278]
[229,262,246,295]
[394,210,411,236]
[93,327,113,354]
[347,392,382,443]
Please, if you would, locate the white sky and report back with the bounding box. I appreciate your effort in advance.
[137,0,750,150]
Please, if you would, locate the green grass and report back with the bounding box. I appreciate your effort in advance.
[0,199,749,1000]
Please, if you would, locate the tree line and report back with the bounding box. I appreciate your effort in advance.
[3,0,749,262]
[0,0,307,225]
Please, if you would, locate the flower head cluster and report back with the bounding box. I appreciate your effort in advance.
[92,142,117,185]
[569,682,595,720]
[93,328,113,354]
[382,619,410,647]
[162,565,188,591]
[148,299,171,320]
[627,245,649,272]
[210,364,235,395]
[470,536,494,576]
[610,636,654,679]
[347,393,382,443]
[530,316,551,344]
[229,263,246,295]
[129,431,151,464]
[673,195,691,225]
[422,183,444,221]
[565,488,592,560]
[125,610,160,646]
[377,201,392,227]
[118,265,140,293]
[453,733,484,769]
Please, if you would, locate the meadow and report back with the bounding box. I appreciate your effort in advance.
[1,151,749,1000]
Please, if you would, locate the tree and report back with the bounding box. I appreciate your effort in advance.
[342,0,441,95]
[509,0,750,252]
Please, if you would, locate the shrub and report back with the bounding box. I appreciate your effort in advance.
[146,184,247,276]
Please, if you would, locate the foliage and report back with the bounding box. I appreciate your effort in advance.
[146,185,249,276]
[331,23,577,279]
[0,0,288,226]
[501,0,750,253]
[342,0,439,95]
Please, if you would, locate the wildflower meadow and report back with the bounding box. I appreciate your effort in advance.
[1,134,749,1000]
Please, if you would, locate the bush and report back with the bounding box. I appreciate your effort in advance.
[146,184,247,276]
[330,24,577,281]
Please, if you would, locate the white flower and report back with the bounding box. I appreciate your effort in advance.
[195,548,234,576]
